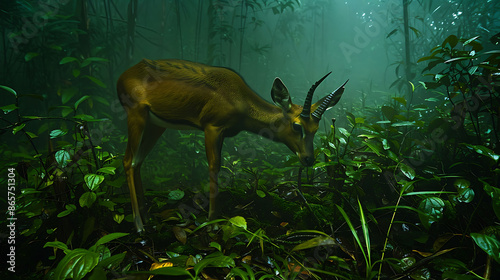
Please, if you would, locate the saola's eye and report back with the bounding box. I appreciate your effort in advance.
[292,123,303,137]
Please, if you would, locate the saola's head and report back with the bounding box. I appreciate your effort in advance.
[270,73,348,166]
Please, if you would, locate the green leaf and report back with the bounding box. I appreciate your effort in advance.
[229,216,247,230]
[355,117,365,124]
[386,28,398,38]
[392,96,407,106]
[194,255,235,276]
[418,197,445,229]
[442,35,458,48]
[168,189,185,200]
[84,174,105,191]
[59,56,79,65]
[292,235,337,251]
[53,248,99,280]
[26,131,38,138]
[381,106,397,121]
[72,69,80,77]
[79,192,97,208]
[482,181,500,220]
[50,129,67,139]
[346,112,356,126]
[24,52,39,61]
[90,232,129,252]
[454,179,474,203]
[140,267,192,277]
[444,56,473,64]
[73,114,96,121]
[364,140,381,156]
[13,123,25,134]
[392,121,415,127]
[96,252,126,270]
[55,150,71,168]
[57,204,76,218]
[61,107,74,117]
[1,104,18,114]
[471,233,500,264]
[463,36,480,46]
[44,241,70,254]
[75,95,90,110]
[409,26,421,37]
[84,75,107,88]
[256,189,266,198]
[60,87,77,104]
[382,138,390,150]
[463,144,499,161]
[210,242,222,251]
[399,163,415,180]
[338,127,350,138]
[336,205,367,261]
[81,57,109,68]
[442,271,478,280]
[97,166,116,175]
[468,65,479,75]
[409,81,415,92]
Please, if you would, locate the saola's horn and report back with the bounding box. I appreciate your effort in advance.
[300,72,332,119]
[312,79,349,120]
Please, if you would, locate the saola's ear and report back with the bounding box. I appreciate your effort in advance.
[271,78,292,111]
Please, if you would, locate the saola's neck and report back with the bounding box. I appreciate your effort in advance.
[242,97,288,142]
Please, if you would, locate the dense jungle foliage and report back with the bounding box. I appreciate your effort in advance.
[1,0,499,279]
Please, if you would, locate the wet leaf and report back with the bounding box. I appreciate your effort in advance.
[339,127,350,138]
[392,96,407,106]
[79,191,97,208]
[210,242,222,251]
[1,104,18,114]
[463,144,499,161]
[53,248,99,280]
[143,267,192,277]
[399,163,415,180]
[13,123,25,134]
[25,52,39,61]
[256,189,266,197]
[97,166,116,175]
[84,174,105,191]
[0,85,17,96]
[442,35,458,48]
[55,150,71,168]
[168,189,184,200]
[292,236,337,251]
[59,56,79,65]
[471,233,500,264]
[381,106,397,121]
[84,75,107,88]
[386,28,398,38]
[50,129,67,139]
[193,255,235,276]
[229,216,247,230]
[57,204,76,218]
[482,181,500,220]
[392,121,415,127]
[91,232,129,251]
[364,140,381,156]
[418,197,445,229]
[75,95,90,110]
[113,214,124,224]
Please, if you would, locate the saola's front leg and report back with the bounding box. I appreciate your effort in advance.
[203,125,224,219]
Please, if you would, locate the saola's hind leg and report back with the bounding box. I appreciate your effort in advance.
[123,105,166,232]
